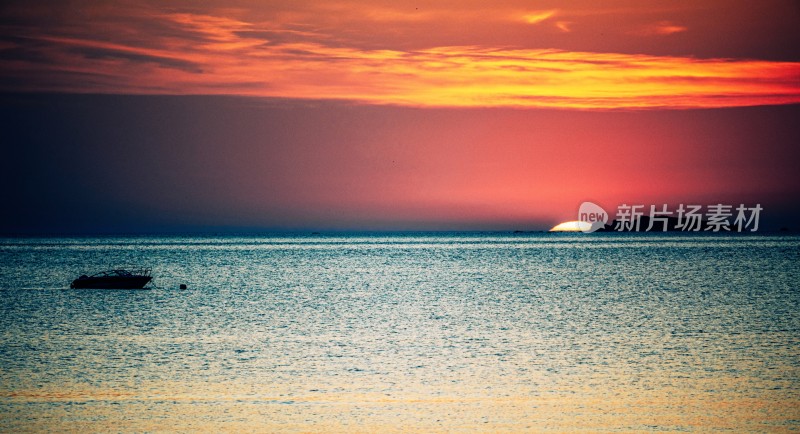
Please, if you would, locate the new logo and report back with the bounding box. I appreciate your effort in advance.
[578,201,608,233]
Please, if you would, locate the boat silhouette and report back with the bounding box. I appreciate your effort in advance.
[70,268,152,289]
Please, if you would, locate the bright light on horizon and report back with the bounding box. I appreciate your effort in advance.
[549,220,591,232]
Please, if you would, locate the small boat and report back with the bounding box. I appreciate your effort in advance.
[70,268,153,289]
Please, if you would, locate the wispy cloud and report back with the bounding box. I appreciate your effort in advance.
[522,10,557,25]
[1,5,798,110]
[635,21,688,36]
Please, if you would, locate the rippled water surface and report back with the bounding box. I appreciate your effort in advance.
[1,234,799,432]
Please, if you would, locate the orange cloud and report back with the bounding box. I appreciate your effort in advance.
[636,21,688,36]
[1,9,798,110]
[522,10,557,25]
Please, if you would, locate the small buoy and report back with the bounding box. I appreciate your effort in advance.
[179,284,187,290]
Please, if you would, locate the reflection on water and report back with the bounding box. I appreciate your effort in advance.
[1,234,799,431]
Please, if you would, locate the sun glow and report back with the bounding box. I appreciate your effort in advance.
[549,221,591,232]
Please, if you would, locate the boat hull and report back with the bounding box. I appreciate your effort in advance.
[70,276,152,289]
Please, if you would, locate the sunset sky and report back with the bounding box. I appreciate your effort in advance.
[2,0,799,233]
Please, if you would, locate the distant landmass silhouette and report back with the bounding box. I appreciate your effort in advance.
[595,216,706,232]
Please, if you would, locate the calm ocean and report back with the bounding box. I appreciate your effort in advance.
[1,234,798,432]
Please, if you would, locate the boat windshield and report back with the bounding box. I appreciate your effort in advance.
[88,268,152,278]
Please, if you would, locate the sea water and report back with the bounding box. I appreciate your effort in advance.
[1,233,798,432]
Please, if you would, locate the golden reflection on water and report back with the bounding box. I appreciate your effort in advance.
[3,376,799,432]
